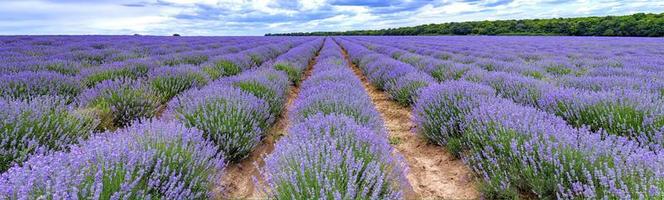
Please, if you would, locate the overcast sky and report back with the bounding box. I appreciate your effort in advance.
[0,0,662,36]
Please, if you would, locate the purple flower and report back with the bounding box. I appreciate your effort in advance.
[0,120,225,199]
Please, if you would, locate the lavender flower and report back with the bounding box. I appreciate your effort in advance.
[0,120,225,199]
[0,71,82,103]
[261,114,405,200]
[78,78,160,131]
[385,71,436,105]
[413,81,496,152]
[220,68,290,117]
[167,83,271,162]
[148,66,209,103]
[0,96,97,172]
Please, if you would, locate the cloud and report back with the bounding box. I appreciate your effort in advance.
[0,0,662,35]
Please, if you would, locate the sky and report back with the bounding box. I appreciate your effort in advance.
[0,0,662,36]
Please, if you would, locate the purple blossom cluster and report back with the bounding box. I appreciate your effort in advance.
[78,78,161,131]
[79,59,153,87]
[219,68,290,117]
[261,39,408,199]
[0,120,225,199]
[166,76,273,162]
[147,65,210,103]
[0,71,82,103]
[0,96,98,172]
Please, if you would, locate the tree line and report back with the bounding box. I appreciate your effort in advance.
[266,13,664,37]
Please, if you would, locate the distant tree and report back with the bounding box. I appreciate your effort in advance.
[266,13,664,37]
[173,34,181,37]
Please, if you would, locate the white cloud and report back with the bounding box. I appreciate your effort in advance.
[0,0,662,35]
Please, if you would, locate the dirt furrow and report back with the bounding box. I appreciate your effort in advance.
[338,45,480,200]
[219,50,320,200]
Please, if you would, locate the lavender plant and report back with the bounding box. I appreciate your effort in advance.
[413,81,496,154]
[222,68,290,117]
[0,120,225,199]
[261,114,406,200]
[0,96,97,172]
[148,66,209,103]
[167,83,271,162]
[291,76,384,132]
[462,98,664,199]
[81,61,150,87]
[385,71,436,105]
[0,71,82,103]
[78,78,160,131]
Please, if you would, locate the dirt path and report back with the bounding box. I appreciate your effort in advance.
[218,51,320,199]
[338,45,480,200]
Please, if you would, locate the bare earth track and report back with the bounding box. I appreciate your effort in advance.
[339,45,480,200]
[218,52,320,199]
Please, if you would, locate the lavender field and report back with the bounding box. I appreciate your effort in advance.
[0,35,663,199]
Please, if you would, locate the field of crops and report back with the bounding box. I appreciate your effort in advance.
[0,35,663,199]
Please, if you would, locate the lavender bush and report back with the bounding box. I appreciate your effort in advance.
[0,120,225,199]
[81,61,150,87]
[413,81,496,154]
[291,72,384,132]
[462,98,664,199]
[540,88,664,142]
[385,71,436,105]
[167,83,271,162]
[261,114,406,200]
[222,68,290,117]
[273,38,323,83]
[0,96,97,172]
[148,66,209,103]
[0,71,82,103]
[78,78,160,131]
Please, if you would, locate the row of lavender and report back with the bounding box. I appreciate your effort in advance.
[0,36,287,75]
[346,36,664,149]
[0,36,324,199]
[351,36,664,83]
[336,37,664,199]
[351,36,664,102]
[0,37,311,172]
[257,39,408,199]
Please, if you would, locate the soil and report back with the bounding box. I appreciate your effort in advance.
[339,45,480,200]
[217,49,320,200]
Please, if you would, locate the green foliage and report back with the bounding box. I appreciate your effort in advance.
[234,81,282,116]
[430,66,467,82]
[267,13,664,37]
[163,54,208,66]
[544,65,573,76]
[45,63,79,75]
[178,99,261,162]
[150,74,207,103]
[1,103,97,171]
[573,103,648,136]
[275,63,301,84]
[83,65,148,87]
[388,81,430,106]
[521,71,544,80]
[86,88,160,131]
[202,60,242,80]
